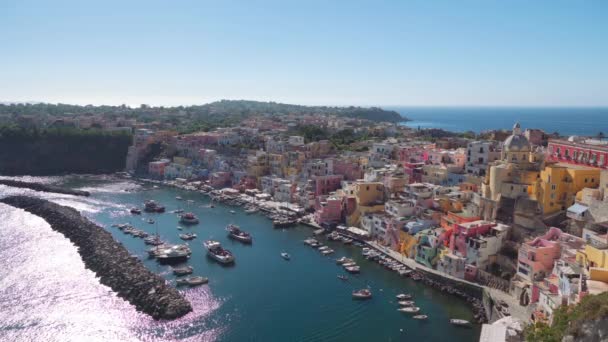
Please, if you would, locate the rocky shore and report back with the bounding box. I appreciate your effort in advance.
[0,179,90,196]
[1,195,192,320]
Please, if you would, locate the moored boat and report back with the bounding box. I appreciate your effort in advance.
[179,233,197,240]
[144,200,165,213]
[226,224,253,243]
[345,266,360,273]
[413,315,428,320]
[176,276,208,286]
[449,319,471,327]
[130,208,141,215]
[336,257,354,265]
[398,300,415,306]
[204,240,235,264]
[398,307,421,314]
[352,289,372,300]
[155,245,192,264]
[179,212,199,225]
[172,265,194,276]
[396,293,412,300]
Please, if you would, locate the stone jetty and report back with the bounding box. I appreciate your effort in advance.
[1,195,192,320]
[0,179,90,196]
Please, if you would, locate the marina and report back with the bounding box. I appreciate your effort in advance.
[0,176,480,341]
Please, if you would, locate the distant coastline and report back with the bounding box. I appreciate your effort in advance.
[390,106,608,137]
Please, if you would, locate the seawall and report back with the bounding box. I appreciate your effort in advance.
[0,179,90,196]
[1,195,192,320]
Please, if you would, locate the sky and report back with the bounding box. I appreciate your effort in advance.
[0,0,607,107]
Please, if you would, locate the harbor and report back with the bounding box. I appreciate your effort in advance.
[0,175,481,341]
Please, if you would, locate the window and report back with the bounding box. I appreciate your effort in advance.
[551,184,556,190]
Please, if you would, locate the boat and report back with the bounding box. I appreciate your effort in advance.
[273,219,296,228]
[179,212,199,225]
[147,218,155,224]
[336,257,354,265]
[172,265,193,276]
[245,208,258,214]
[226,224,253,243]
[144,200,165,213]
[203,240,235,264]
[321,249,335,255]
[318,246,330,251]
[342,238,353,245]
[230,210,236,214]
[176,276,208,286]
[173,209,185,214]
[396,294,412,300]
[398,301,415,306]
[337,275,348,281]
[345,266,360,273]
[352,289,372,300]
[342,262,357,267]
[156,245,191,264]
[179,233,197,240]
[280,252,291,260]
[130,208,141,215]
[144,235,164,245]
[413,315,428,320]
[398,307,421,314]
[449,319,471,327]
[175,196,183,200]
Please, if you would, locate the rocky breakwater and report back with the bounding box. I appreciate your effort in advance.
[1,195,192,320]
[0,179,90,196]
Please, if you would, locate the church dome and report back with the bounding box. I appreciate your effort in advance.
[504,122,531,152]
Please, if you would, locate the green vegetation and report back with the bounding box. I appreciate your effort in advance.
[0,100,407,127]
[294,125,375,151]
[0,125,132,175]
[524,292,608,342]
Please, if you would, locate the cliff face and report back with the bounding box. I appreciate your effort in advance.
[562,317,608,342]
[1,196,192,320]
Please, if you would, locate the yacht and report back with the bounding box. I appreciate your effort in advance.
[155,245,192,264]
[398,307,421,314]
[226,224,253,243]
[352,289,372,300]
[204,240,235,264]
[179,212,199,225]
[280,252,291,260]
[179,233,197,240]
[398,300,415,306]
[345,265,360,273]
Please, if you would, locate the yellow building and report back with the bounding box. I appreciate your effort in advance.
[397,231,418,257]
[346,181,385,226]
[536,164,600,214]
[577,228,608,282]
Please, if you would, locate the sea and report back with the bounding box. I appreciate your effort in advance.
[0,175,480,342]
[391,107,608,136]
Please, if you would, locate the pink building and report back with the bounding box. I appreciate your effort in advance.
[209,171,232,188]
[548,139,608,169]
[148,159,170,178]
[402,162,425,183]
[449,220,495,257]
[397,146,426,163]
[314,196,343,224]
[517,227,563,282]
[333,159,363,181]
[314,174,344,196]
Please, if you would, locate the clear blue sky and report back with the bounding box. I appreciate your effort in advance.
[0,0,606,107]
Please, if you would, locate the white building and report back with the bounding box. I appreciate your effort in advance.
[465,141,501,176]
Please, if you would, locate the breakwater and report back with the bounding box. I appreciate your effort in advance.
[0,179,90,196]
[0,195,192,320]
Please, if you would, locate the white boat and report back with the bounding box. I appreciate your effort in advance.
[449,319,471,327]
[345,266,360,273]
[398,307,420,314]
[281,252,291,260]
[203,240,235,264]
[413,315,428,320]
[398,300,415,306]
[172,265,193,276]
[318,246,330,251]
[396,293,412,300]
[336,257,354,265]
[179,212,199,225]
[175,196,183,200]
[179,233,197,240]
[230,210,236,214]
[321,249,334,255]
[245,208,258,214]
[156,245,192,264]
[342,262,357,267]
[352,289,372,300]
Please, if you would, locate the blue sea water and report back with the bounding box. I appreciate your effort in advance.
[391,107,608,136]
[0,176,480,342]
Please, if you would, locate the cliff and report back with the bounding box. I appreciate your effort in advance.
[1,196,192,320]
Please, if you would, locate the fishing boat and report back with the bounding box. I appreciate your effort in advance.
[156,245,191,264]
[179,233,197,240]
[413,315,428,320]
[172,265,193,276]
[226,224,253,243]
[144,200,165,213]
[179,212,199,225]
[130,208,141,215]
[449,319,471,327]
[280,252,291,260]
[203,240,235,264]
[396,293,412,300]
[398,307,421,314]
[176,276,208,287]
[352,289,372,300]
